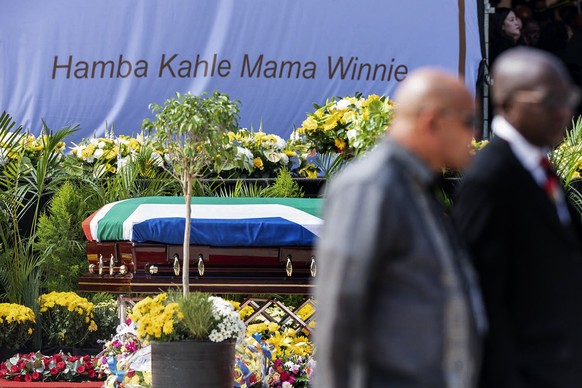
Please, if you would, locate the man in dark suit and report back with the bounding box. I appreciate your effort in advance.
[453,47,582,387]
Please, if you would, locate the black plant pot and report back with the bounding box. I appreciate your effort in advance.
[151,340,235,388]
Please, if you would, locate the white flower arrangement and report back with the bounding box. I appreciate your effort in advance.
[223,128,304,177]
[208,296,246,343]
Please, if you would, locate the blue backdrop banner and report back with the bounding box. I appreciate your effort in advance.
[1,0,481,144]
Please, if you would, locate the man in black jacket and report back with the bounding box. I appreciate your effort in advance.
[453,47,582,387]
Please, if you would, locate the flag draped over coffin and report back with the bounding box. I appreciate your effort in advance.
[82,196,323,247]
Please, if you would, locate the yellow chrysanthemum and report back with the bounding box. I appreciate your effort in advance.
[253,157,264,170]
[268,322,280,333]
[334,138,346,151]
[302,117,318,131]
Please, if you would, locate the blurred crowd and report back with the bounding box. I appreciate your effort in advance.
[489,1,582,87]
[487,1,582,127]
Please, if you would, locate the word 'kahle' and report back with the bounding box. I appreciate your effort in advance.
[52,54,408,82]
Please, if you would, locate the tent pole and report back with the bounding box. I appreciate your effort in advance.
[483,1,495,139]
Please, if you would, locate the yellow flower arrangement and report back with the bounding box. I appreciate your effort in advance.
[223,128,308,178]
[0,132,66,167]
[292,93,395,157]
[0,303,36,349]
[129,292,245,344]
[264,328,313,360]
[39,291,97,346]
[551,118,582,185]
[129,293,186,343]
[69,133,167,178]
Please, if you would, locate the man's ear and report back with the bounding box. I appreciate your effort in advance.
[419,108,440,135]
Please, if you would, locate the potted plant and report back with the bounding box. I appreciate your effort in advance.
[0,303,35,354]
[38,291,98,348]
[142,91,239,296]
[128,291,245,387]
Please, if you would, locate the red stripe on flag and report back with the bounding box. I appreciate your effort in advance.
[81,207,102,241]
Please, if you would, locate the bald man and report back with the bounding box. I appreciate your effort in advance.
[453,47,582,387]
[314,68,485,388]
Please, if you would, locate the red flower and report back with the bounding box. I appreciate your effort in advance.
[10,365,19,373]
[32,372,40,381]
[57,361,66,370]
[280,371,291,381]
[24,374,32,382]
[77,365,85,374]
[127,370,135,378]
[53,354,62,362]
[13,376,21,382]
[50,367,58,375]
[87,369,96,378]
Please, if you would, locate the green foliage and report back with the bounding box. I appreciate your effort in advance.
[82,297,118,348]
[311,152,347,179]
[261,168,304,198]
[0,303,36,349]
[36,181,90,292]
[143,91,241,187]
[67,143,181,207]
[0,117,79,309]
[215,179,265,198]
[550,116,582,185]
[143,91,241,295]
[171,290,214,340]
[550,116,582,216]
[39,291,97,347]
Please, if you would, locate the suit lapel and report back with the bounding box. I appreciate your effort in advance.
[493,138,568,236]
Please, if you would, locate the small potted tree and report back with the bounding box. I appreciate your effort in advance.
[142,91,240,296]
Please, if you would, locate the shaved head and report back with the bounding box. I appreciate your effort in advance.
[395,68,471,116]
[389,67,475,171]
[492,47,572,108]
[491,47,577,147]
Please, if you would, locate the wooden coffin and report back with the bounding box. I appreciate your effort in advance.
[78,242,317,294]
[78,196,322,295]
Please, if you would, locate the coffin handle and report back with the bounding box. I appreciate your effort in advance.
[310,256,317,277]
[173,254,181,276]
[197,254,205,276]
[109,254,115,275]
[98,254,104,275]
[286,255,293,277]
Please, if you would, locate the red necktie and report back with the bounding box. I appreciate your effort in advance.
[539,156,560,202]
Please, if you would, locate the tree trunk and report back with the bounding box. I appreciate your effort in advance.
[182,173,192,297]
